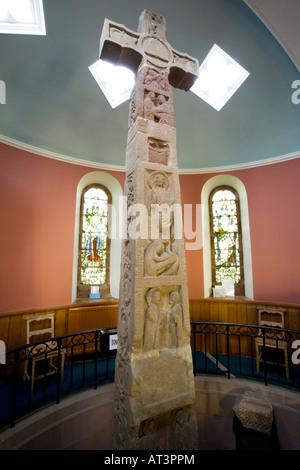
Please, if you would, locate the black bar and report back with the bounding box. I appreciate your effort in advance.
[262,329,268,386]
[10,349,19,428]
[226,325,231,379]
[83,342,86,385]
[250,334,255,377]
[238,335,242,375]
[192,324,196,375]
[70,344,74,389]
[43,351,48,400]
[215,333,219,371]
[94,330,98,389]
[56,338,62,404]
[204,332,207,370]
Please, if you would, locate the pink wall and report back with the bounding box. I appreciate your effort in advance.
[238,160,300,304]
[0,142,299,313]
[0,143,124,313]
[180,159,300,304]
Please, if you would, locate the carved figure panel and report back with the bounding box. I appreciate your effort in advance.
[147,170,172,206]
[145,170,179,276]
[144,90,173,125]
[143,287,184,352]
[148,138,169,165]
[145,240,179,277]
[144,68,167,91]
[128,67,174,128]
[139,405,198,450]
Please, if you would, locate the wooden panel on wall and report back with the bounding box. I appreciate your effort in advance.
[189,298,300,357]
[0,300,119,352]
[67,305,118,335]
[189,298,300,330]
[1,297,299,353]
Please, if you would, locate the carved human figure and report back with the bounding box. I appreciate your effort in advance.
[154,94,170,124]
[144,68,166,91]
[144,90,171,124]
[144,91,156,121]
[145,240,179,277]
[147,171,174,245]
[148,172,169,205]
[172,407,193,450]
[143,290,160,352]
[140,419,157,449]
[153,307,169,350]
[169,291,184,348]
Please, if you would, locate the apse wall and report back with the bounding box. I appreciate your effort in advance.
[0,142,299,314]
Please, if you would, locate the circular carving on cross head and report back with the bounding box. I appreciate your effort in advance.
[140,36,172,68]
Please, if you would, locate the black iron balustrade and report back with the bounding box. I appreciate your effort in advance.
[0,328,117,430]
[191,322,300,388]
[1,322,300,431]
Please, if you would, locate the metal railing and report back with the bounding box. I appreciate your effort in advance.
[191,322,300,388]
[1,322,300,430]
[0,328,117,430]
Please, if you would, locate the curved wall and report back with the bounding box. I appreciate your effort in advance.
[0,141,299,313]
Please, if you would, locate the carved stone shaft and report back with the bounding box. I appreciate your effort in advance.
[99,10,199,450]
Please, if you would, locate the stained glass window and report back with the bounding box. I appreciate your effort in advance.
[77,184,111,298]
[209,186,244,296]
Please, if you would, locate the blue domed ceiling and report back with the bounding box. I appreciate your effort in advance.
[0,0,299,170]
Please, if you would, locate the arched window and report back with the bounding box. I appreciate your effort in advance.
[209,186,245,296]
[77,184,112,299]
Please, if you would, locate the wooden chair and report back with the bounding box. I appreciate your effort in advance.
[23,313,66,393]
[255,309,289,379]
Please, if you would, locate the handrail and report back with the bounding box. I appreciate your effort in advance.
[1,322,300,430]
[0,327,117,429]
[191,321,300,386]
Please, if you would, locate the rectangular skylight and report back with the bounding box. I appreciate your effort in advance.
[0,0,46,35]
[190,44,249,111]
[89,59,136,109]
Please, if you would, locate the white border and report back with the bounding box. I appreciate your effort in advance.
[0,0,46,36]
[190,44,250,111]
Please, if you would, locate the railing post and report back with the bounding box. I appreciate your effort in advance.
[262,328,268,386]
[56,337,62,404]
[10,349,19,428]
[192,324,196,375]
[94,330,98,389]
[226,324,231,379]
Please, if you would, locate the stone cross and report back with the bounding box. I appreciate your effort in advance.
[99,10,199,450]
[100,10,199,92]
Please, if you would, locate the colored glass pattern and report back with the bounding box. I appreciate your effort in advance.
[211,189,241,285]
[80,187,108,286]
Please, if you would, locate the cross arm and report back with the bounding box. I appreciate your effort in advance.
[169,48,199,91]
[99,15,199,92]
[99,19,143,74]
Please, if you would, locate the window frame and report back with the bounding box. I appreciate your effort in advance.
[77,183,112,300]
[208,185,245,296]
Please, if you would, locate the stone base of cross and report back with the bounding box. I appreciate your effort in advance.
[99,10,199,450]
